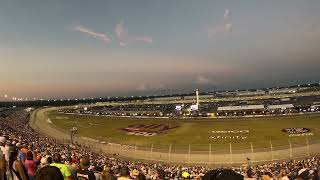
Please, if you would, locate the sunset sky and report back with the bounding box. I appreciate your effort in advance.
[0,0,320,99]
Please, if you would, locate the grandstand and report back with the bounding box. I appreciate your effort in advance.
[1,107,320,179]
[217,105,265,116]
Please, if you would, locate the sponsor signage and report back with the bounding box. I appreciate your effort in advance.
[211,130,249,134]
[120,124,180,137]
[282,128,310,134]
[210,129,249,140]
[282,128,314,137]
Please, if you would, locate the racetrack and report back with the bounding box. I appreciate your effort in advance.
[30,107,320,166]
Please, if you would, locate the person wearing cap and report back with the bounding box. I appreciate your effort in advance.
[76,156,96,180]
[130,169,139,179]
[39,156,50,169]
[297,168,310,180]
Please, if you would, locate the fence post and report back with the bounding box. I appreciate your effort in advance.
[134,143,137,156]
[209,144,212,164]
[288,139,292,158]
[306,138,310,157]
[230,143,233,164]
[269,141,273,161]
[150,144,154,159]
[188,144,191,163]
[250,142,254,162]
[168,144,172,162]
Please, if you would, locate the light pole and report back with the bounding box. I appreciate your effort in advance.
[195,89,200,106]
[4,94,7,108]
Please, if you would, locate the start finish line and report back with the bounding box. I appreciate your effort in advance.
[210,130,250,140]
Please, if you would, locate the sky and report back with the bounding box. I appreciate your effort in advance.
[0,0,320,99]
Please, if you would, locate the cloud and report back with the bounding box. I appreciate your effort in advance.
[225,23,232,31]
[135,37,153,43]
[74,25,112,43]
[195,75,209,84]
[115,20,153,45]
[135,82,166,91]
[224,9,231,20]
[206,9,233,38]
[73,20,153,46]
[119,42,129,46]
[207,23,232,38]
[115,20,129,45]
[136,83,148,91]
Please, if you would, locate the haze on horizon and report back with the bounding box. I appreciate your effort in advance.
[0,0,320,99]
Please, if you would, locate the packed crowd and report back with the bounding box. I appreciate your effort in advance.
[0,110,320,180]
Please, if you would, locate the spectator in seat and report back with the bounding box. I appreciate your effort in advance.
[16,143,26,162]
[0,137,6,154]
[313,169,320,180]
[117,167,131,180]
[0,150,5,180]
[76,156,96,180]
[35,166,64,180]
[101,166,116,180]
[7,146,29,180]
[244,169,257,180]
[50,153,72,180]
[24,151,38,180]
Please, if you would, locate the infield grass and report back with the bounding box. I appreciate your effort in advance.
[48,111,320,152]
